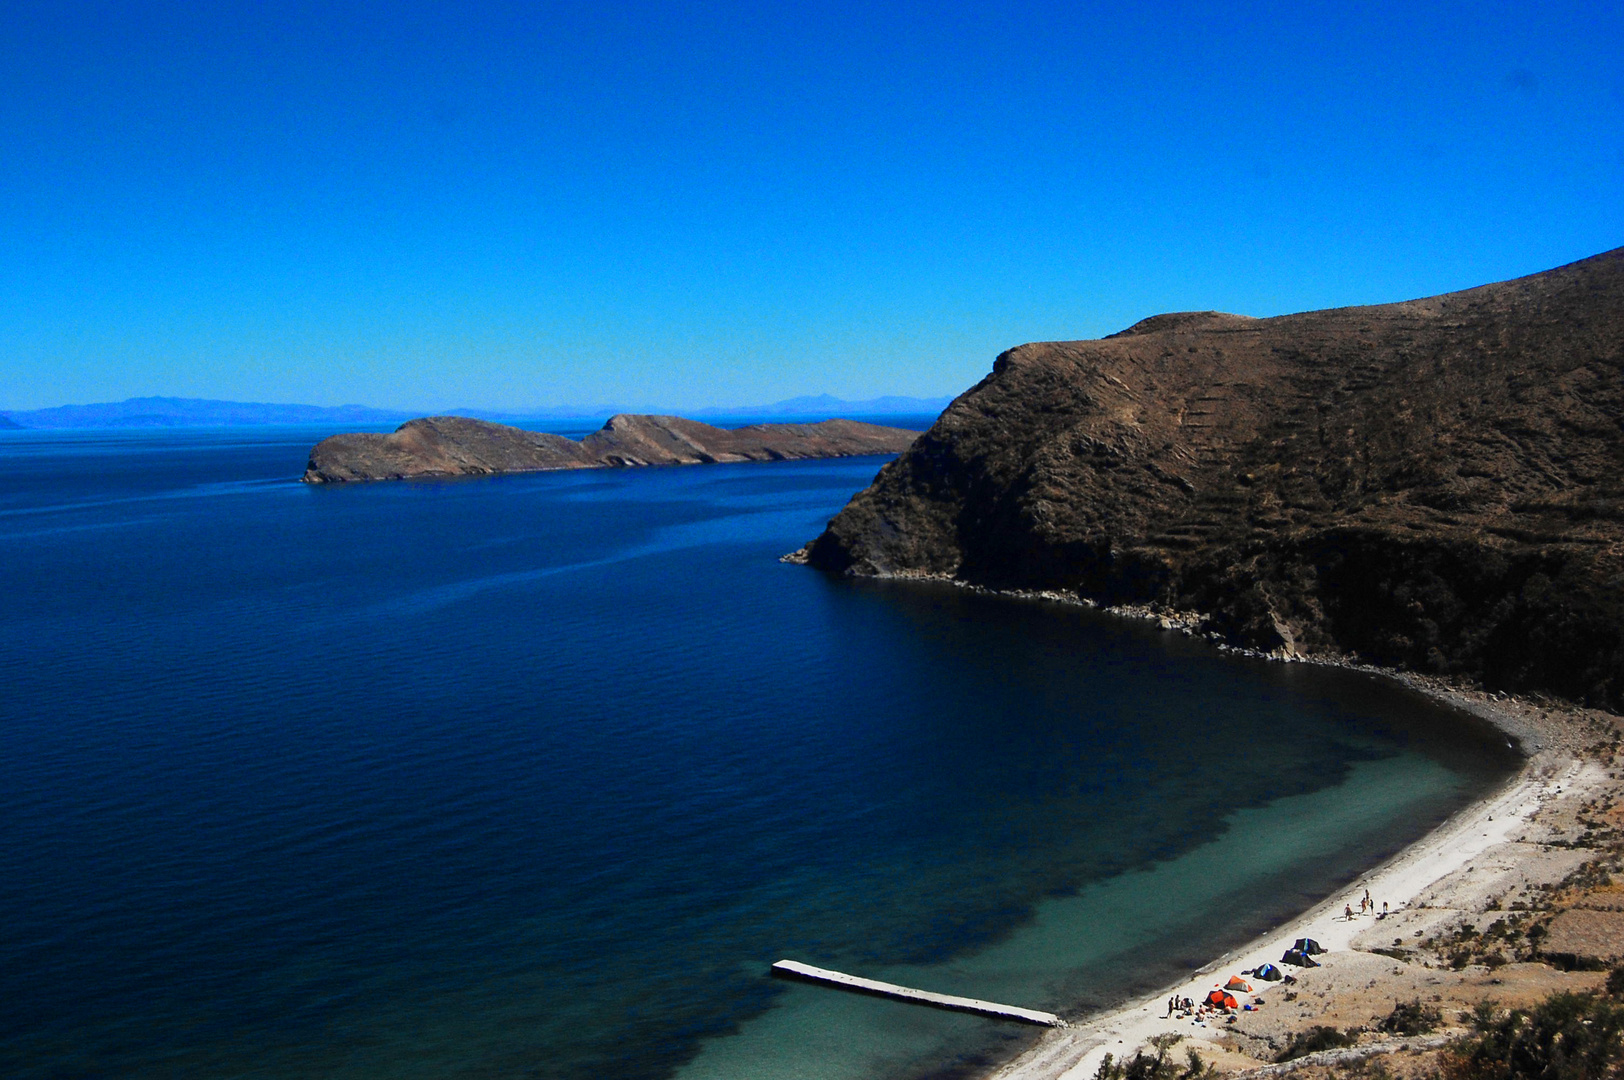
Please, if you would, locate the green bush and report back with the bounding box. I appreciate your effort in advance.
[1091,1050,1168,1080]
[1379,999,1442,1036]
[1443,992,1624,1080]
[1091,1046,1215,1080]
[1274,1025,1356,1063]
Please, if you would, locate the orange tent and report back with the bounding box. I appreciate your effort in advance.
[1224,976,1252,993]
[1205,990,1238,1009]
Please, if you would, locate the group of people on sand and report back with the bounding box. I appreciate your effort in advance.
[1343,887,1390,921]
[1166,989,1271,1026]
[1165,995,1234,1026]
[1156,886,1409,1034]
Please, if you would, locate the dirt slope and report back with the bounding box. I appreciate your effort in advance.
[800,247,1624,707]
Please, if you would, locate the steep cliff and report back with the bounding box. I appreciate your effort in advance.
[799,248,1624,708]
[303,414,918,483]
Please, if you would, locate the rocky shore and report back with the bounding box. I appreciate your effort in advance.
[797,247,1624,711]
[979,667,1624,1080]
[760,573,1624,1076]
[302,414,919,483]
[780,245,1624,1078]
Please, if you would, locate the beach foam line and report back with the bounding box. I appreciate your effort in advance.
[770,960,1066,1027]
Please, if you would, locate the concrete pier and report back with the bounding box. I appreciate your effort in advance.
[770,959,1065,1027]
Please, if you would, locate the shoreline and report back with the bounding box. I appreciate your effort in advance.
[932,585,1620,1078]
[820,571,1619,1079]
[782,566,1624,1077]
[986,687,1602,1079]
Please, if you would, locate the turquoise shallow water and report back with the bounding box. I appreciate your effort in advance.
[680,750,1468,1079]
[0,427,1515,1079]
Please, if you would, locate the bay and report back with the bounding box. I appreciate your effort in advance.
[0,426,1514,1079]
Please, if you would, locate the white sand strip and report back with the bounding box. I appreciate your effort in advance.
[988,745,1603,1080]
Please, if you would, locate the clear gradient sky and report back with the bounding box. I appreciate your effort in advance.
[2,1,1621,411]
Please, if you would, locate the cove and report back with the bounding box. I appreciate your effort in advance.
[0,428,1515,1079]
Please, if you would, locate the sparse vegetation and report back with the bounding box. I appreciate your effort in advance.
[1090,1046,1216,1080]
[1441,993,1624,1079]
[1275,1025,1358,1063]
[806,250,1624,710]
[1378,999,1442,1036]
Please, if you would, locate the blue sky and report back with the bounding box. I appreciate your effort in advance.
[2,1,1620,411]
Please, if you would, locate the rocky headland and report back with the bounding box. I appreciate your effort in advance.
[795,247,1624,710]
[302,414,919,484]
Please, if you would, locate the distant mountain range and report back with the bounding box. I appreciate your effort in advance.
[0,398,415,429]
[689,394,953,418]
[0,394,954,430]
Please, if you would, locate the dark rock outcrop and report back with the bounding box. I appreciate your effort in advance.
[799,247,1624,709]
[303,414,919,483]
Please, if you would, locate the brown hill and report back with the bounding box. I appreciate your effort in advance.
[302,414,918,483]
[798,247,1624,708]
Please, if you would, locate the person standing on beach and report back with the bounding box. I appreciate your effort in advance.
[1345,904,1355,920]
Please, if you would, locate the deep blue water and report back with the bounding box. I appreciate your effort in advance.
[0,427,1514,1080]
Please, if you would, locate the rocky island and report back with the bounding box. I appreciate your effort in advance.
[795,247,1624,710]
[303,414,919,483]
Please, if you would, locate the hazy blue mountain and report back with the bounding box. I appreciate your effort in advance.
[457,395,954,422]
[690,394,954,418]
[2,394,955,429]
[449,405,637,422]
[3,398,418,429]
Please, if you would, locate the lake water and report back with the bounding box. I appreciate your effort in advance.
[0,424,1516,1079]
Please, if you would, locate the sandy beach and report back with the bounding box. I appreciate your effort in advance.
[983,672,1624,1079]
